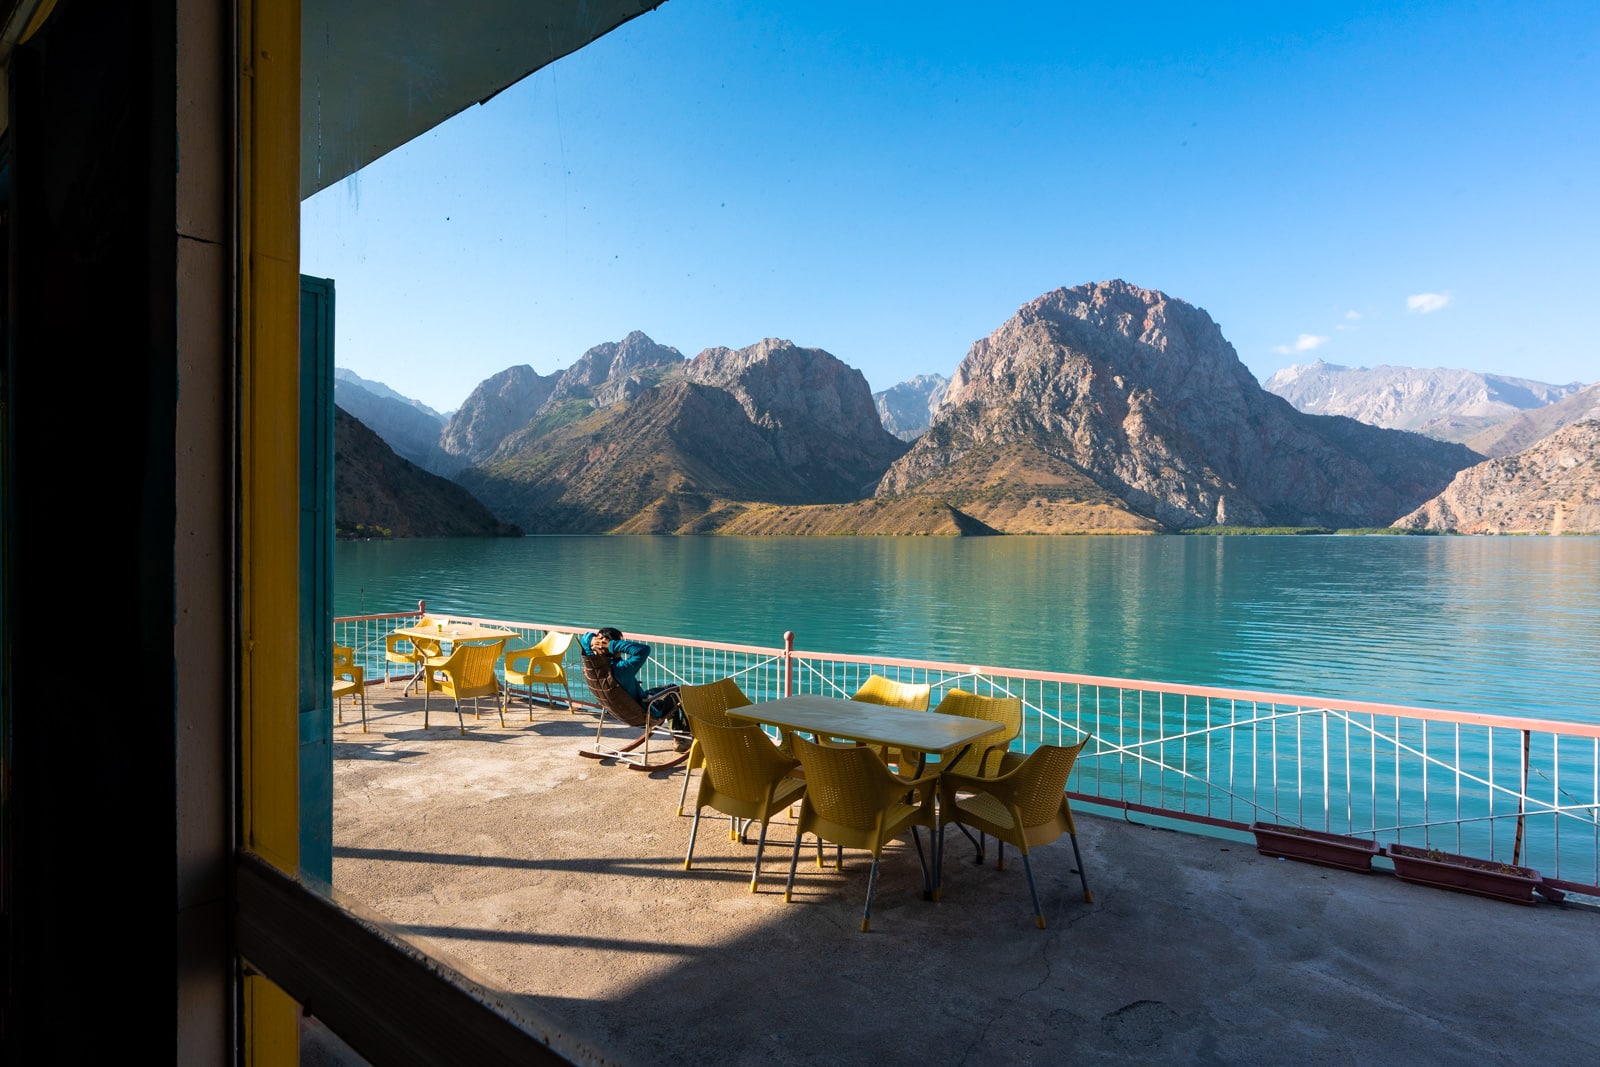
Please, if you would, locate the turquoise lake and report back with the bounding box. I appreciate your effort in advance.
[335,535,1600,726]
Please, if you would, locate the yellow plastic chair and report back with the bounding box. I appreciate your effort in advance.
[385,620,440,691]
[784,734,938,932]
[938,735,1095,928]
[332,644,367,732]
[682,716,806,893]
[504,631,575,715]
[852,674,932,767]
[893,688,1022,780]
[423,638,508,734]
[851,674,931,710]
[677,677,758,815]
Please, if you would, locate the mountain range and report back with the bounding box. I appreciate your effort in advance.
[1263,360,1589,453]
[332,281,1598,537]
[333,407,521,538]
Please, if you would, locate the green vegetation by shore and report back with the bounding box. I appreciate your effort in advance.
[336,522,393,540]
[1179,526,1445,536]
[1180,526,1333,535]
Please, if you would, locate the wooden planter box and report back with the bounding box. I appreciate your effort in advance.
[1383,843,1541,906]
[1249,822,1380,873]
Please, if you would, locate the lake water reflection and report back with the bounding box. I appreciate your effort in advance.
[334,534,1600,725]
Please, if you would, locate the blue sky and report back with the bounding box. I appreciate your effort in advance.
[301,0,1599,414]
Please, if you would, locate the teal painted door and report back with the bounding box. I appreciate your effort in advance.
[299,273,336,882]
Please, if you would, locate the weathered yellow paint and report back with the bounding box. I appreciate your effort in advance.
[239,0,299,878]
[240,0,302,1061]
[245,971,301,1067]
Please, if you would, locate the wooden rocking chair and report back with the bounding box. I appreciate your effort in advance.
[575,651,691,771]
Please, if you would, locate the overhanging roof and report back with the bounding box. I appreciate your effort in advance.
[301,0,666,199]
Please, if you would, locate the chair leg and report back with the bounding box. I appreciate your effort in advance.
[360,689,367,733]
[684,807,703,870]
[455,699,466,737]
[935,825,946,902]
[861,855,882,933]
[751,820,771,893]
[785,832,803,902]
[909,827,931,900]
[1021,850,1045,929]
[676,744,700,816]
[1069,831,1093,903]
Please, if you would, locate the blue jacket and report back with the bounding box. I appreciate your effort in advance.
[578,632,651,704]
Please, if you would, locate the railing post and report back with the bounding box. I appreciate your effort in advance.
[783,631,794,698]
[1513,728,1530,866]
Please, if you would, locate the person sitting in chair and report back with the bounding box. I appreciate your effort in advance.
[578,627,689,748]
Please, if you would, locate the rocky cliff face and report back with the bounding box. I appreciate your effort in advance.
[1391,420,1600,534]
[1264,360,1587,443]
[546,330,685,407]
[459,340,908,533]
[438,365,558,472]
[439,332,684,472]
[683,338,908,497]
[335,407,522,538]
[879,280,1481,530]
[875,374,949,440]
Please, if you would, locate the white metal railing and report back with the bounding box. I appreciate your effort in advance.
[334,607,1600,896]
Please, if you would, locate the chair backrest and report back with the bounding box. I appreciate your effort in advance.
[791,734,903,837]
[689,717,796,802]
[679,677,753,728]
[442,639,506,695]
[852,675,931,711]
[933,689,1023,775]
[1002,735,1093,829]
[580,652,649,728]
[531,630,573,659]
[508,631,573,676]
[333,644,355,673]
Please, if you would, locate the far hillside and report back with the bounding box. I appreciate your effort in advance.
[1264,360,1589,450]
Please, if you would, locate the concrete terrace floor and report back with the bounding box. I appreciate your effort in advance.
[314,683,1600,1066]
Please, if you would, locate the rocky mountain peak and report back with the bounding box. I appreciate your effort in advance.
[549,331,684,405]
[883,280,1478,530]
[875,374,950,440]
[439,364,558,470]
[685,339,886,437]
[941,279,1257,419]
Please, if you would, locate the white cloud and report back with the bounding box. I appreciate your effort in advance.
[1272,333,1330,355]
[1344,309,1361,320]
[1406,292,1451,314]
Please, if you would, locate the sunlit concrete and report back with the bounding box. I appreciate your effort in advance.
[316,683,1600,1066]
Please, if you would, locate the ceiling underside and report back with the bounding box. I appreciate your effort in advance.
[301,0,666,200]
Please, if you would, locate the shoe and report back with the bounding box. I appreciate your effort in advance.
[673,736,693,753]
